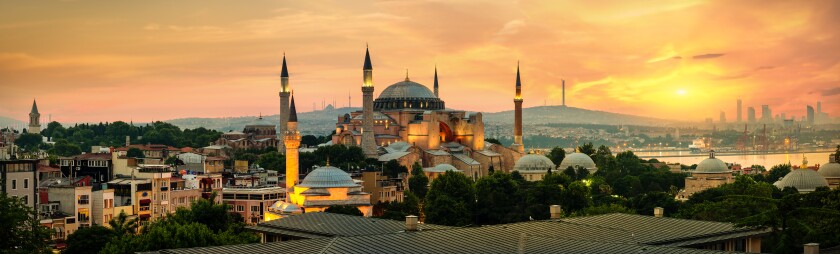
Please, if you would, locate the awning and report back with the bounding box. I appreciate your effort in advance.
[139,214,151,219]
[139,199,151,205]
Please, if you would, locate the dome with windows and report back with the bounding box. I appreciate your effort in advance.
[297,166,358,188]
[558,152,598,173]
[514,154,555,172]
[374,78,444,110]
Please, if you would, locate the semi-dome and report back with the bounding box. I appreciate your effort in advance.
[558,152,598,173]
[774,169,829,192]
[426,163,460,173]
[514,154,555,171]
[694,151,729,173]
[819,163,840,178]
[297,166,358,188]
[374,78,445,110]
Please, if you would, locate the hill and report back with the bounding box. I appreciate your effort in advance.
[482,106,678,126]
[0,116,25,130]
[164,106,360,136]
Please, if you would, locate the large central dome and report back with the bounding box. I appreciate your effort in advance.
[374,79,445,110]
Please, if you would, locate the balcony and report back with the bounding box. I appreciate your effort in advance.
[77,199,90,205]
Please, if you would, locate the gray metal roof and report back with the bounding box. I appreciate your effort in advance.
[378,80,437,99]
[157,217,736,254]
[819,162,840,178]
[773,169,829,192]
[558,152,597,171]
[694,157,729,173]
[514,154,555,171]
[249,212,451,237]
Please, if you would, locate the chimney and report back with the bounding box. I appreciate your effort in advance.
[405,215,418,231]
[550,205,562,219]
[654,207,664,218]
[126,136,130,147]
[804,243,819,254]
[830,154,836,163]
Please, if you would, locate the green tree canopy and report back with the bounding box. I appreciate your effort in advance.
[325,205,364,216]
[256,151,284,171]
[49,139,82,157]
[126,147,145,158]
[475,171,525,225]
[63,225,115,254]
[424,171,476,226]
[0,193,52,254]
[548,147,566,165]
[408,162,429,199]
[765,164,792,184]
[14,133,43,152]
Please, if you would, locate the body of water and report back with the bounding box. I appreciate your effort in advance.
[637,151,834,167]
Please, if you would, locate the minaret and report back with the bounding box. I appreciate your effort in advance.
[512,63,524,153]
[28,99,41,134]
[361,46,378,158]
[433,65,439,98]
[278,54,291,153]
[561,79,566,107]
[284,94,301,201]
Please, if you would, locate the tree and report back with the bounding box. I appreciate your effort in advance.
[475,171,525,225]
[14,133,43,152]
[562,166,577,180]
[630,192,680,216]
[256,152,284,171]
[408,163,429,199]
[383,159,408,178]
[108,210,138,236]
[560,181,592,213]
[577,142,595,155]
[0,193,52,254]
[49,140,82,157]
[301,135,320,147]
[126,147,145,158]
[575,167,590,180]
[424,171,475,226]
[765,164,792,183]
[325,205,364,216]
[63,225,115,254]
[548,147,566,165]
[574,204,634,216]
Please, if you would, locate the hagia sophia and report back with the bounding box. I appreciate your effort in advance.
[266,47,604,217]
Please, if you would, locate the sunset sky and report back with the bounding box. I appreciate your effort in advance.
[1,0,838,123]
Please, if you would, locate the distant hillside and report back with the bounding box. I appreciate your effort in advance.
[0,116,25,130]
[165,106,360,136]
[482,106,677,126]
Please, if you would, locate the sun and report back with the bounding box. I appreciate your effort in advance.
[676,89,687,96]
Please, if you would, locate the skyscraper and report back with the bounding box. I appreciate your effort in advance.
[807,105,815,126]
[736,98,742,122]
[816,101,822,123]
[719,111,726,124]
[747,107,756,123]
[761,105,771,122]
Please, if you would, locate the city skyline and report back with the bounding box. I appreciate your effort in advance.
[1,0,839,123]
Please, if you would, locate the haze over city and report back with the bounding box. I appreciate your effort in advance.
[1,0,838,123]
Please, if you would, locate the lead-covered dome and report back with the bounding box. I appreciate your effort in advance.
[819,162,840,178]
[774,169,829,192]
[297,166,358,188]
[558,152,598,173]
[514,154,555,171]
[374,79,444,110]
[694,151,729,173]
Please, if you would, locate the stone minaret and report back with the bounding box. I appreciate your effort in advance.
[361,46,377,158]
[561,79,566,107]
[28,99,41,134]
[278,54,291,153]
[433,65,439,98]
[512,63,524,153]
[284,94,301,200]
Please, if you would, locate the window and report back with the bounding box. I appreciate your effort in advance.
[11,179,16,190]
[22,195,28,204]
[251,205,260,212]
[237,205,245,212]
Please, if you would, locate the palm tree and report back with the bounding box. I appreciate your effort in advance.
[108,211,138,235]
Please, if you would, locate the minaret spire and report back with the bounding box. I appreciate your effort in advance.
[512,62,524,153]
[288,94,298,122]
[278,53,292,153]
[361,45,377,158]
[433,65,439,98]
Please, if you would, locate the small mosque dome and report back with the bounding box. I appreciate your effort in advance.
[774,169,829,192]
[514,154,555,171]
[297,166,358,188]
[559,152,598,173]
